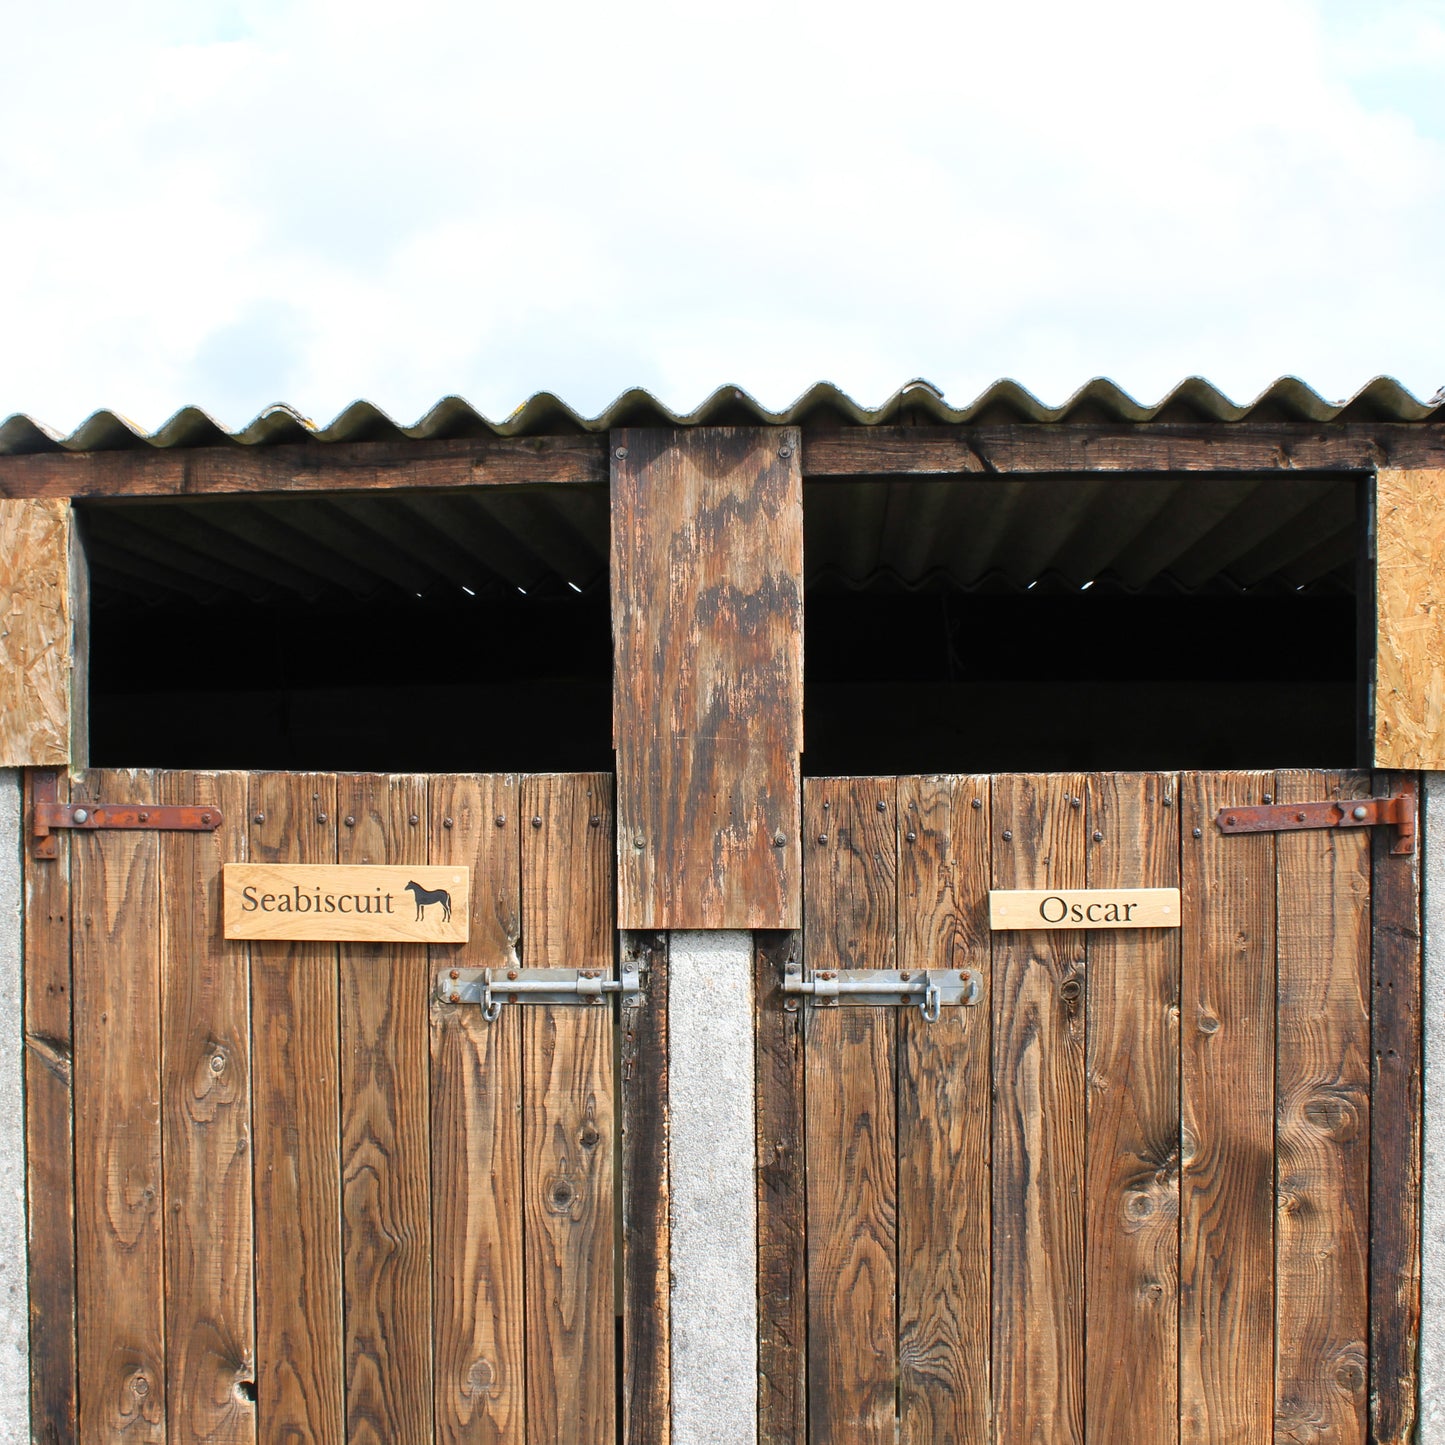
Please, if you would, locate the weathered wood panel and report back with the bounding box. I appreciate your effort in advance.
[0,433,609,498]
[621,931,670,1445]
[337,775,432,1445]
[895,774,991,1444]
[1376,469,1445,767]
[754,929,806,1445]
[73,768,165,1442]
[1084,773,1180,1445]
[990,772,1087,1445]
[23,768,77,1445]
[801,423,1445,476]
[1370,770,1423,1445]
[803,777,897,1445]
[521,774,615,1445]
[159,771,257,1443]
[612,427,803,929]
[0,498,72,765]
[1272,771,1370,1444]
[429,775,525,1445]
[249,773,345,1445]
[1179,771,1276,1445]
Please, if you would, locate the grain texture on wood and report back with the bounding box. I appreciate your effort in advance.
[1271,771,1370,1445]
[1369,769,1422,1445]
[1376,469,1445,767]
[612,426,803,929]
[249,773,345,1445]
[990,772,1087,1445]
[72,768,165,1442]
[0,498,73,765]
[1084,773,1180,1445]
[0,433,609,498]
[23,767,77,1445]
[800,423,1445,477]
[754,929,806,1445]
[1179,771,1276,1445]
[337,775,433,1445]
[896,775,992,1445]
[521,774,615,1445]
[803,777,897,1445]
[621,930,670,1445]
[429,775,525,1445]
[159,771,257,1444]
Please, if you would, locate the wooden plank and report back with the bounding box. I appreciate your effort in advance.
[72,768,165,1441]
[754,928,806,1445]
[1084,773,1180,1445]
[1272,770,1370,1444]
[1375,468,1445,767]
[803,777,897,1445]
[990,772,1087,1445]
[611,426,803,929]
[0,498,72,765]
[23,767,77,1444]
[800,423,1445,477]
[0,433,609,498]
[429,774,525,1445]
[621,930,670,1445]
[521,773,615,1445]
[160,771,257,1443]
[1179,771,1276,1445]
[895,775,991,1444]
[1369,769,1423,1445]
[337,774,433,1445]
[223,862,469,942]
[249,773,344,1445]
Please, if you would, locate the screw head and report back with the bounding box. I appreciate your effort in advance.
[1193,827,1203,838]
[1162,794,1173,806]
[817,833,828,845]
[1297,812,1308,822]
[1071,796,1082,808]
[495,815,507,827]
[614,445,629,460]
[409,813,419,826]
[507,969,518,981]
[450,969,460,980]
[1226,815,1237,827]
[138,811,149,823]
[450,992,461,1004]
[254,812,265,824]
[634,835,645,848]
[876,800,887,812]
[971,798,983,809]
[773,830,787,847]
[906,830,917,843]
[1262,793,1274,805]
[1093,831,1104,842]
[532,816,543,828]
[317,812,327,824]
[779,444,793,459]
[201,812,211,825]
[443,817,454,829]
[900,970,911,981]
[344,816,355,827]
[1002,830,1013,842]
[591,814,602,827]
[209,1054,226,1074]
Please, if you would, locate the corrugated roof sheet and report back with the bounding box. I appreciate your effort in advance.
[3,376,1441,456]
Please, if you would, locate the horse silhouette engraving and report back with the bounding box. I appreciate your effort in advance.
[404,880,452,923]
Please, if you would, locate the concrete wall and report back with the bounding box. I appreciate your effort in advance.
[667,930,757,1445]
[0,771,29,1441]
[1424,774,1444,1439]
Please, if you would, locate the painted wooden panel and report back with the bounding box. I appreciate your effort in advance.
[612,426,803,929]
[1376,467,1445,767]
[0,498,74,765]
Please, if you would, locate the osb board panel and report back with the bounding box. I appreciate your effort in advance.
[1376,468,1445,767]
[612,426,803,929]
[0,497,72,765]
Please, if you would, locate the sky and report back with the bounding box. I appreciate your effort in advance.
[1,0,1442,435]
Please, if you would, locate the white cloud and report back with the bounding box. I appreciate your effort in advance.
[0,0,1440,433]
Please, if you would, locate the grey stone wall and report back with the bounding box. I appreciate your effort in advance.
[1423,774,1444,1439]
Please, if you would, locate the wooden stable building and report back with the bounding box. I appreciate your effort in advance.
[0,375,1440,1445]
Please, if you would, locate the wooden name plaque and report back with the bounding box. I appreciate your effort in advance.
[223,864,470,943]
[989,888,1180,931]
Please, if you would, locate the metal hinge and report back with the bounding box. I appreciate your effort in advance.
[31,768,225,860]
[1215,777,1417,856]
[437,964,643,1021]
[782,962,983,1022]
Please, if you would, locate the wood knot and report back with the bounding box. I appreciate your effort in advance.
[464,1357,496,1395]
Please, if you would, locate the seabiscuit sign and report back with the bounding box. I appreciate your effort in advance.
[988,888,1180,930]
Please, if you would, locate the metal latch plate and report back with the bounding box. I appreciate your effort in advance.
[438,964,642,1019]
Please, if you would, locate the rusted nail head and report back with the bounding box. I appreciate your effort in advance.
[201,812,211,825]
[450,969,460,979]
[1297,812,1308,822]
[508,969,518,981]
[138,811,149,823]
[1226,815,1237,827]
[450,992,461,1004]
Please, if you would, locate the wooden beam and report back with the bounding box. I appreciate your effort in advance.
[0,433,609,499]
[801,423,1445,476]
[1375,468,1445,767]
[0,498,77,766]
[612,426,803,930]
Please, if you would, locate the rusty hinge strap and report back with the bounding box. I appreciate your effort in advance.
[1215,777,1416,856]
[31,769,224,859]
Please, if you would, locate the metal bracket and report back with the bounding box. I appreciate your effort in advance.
[1215,777,1417,856]
[782,965,982,1022]
[437,964,643,1021]
[30,768,225,860]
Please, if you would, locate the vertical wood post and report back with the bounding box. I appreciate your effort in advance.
[611,428,803,930]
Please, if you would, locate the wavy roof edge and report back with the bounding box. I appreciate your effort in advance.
[2,375,1442,456]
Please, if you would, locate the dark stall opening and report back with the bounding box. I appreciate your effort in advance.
[804,472,1367,774]
[80,486,613,774]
